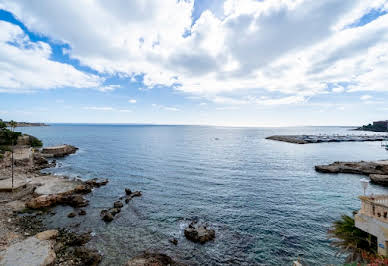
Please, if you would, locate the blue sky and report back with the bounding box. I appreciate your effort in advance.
[0,0,387,126]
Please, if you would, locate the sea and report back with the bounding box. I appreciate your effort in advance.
[19,124,388,265]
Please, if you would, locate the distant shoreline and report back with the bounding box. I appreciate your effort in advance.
[6,122,48,127]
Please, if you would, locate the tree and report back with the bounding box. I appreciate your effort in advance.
[8,120,17,192]
[0,119,6,131]
[328,214,377,263]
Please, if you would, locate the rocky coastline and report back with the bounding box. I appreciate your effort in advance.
[266,135,388,144]
[0,143,110,265]
[0,134,212,265]
[315,160,388,185]
[5,121,48,127]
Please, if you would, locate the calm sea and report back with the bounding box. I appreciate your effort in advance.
[20,125,388,265]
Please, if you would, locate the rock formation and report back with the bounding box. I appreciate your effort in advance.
[41,144,78,157]
[315,161,388,175]
[184,221,215,244]
[126,252,181,266]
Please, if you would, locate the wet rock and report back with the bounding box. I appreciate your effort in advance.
[74,246,102,266]
[113,201,123,208]
[68,212,76,218]
[169,238,178,245]
[78,209,86,216]
[101,210,113,222]
[85,178,109,188]
[61,194,89,208]
[125,198,130,204]
[109,208,121,216]
[184,221,215,244]
[131,191,142,197]
[125,188,132,195]
[74,184,92,194]
[35,230,59,240]
[126,252,180,266]
[370,174,388,185]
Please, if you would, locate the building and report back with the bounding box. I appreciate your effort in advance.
[355,195,388,255]
[373,120,388,130]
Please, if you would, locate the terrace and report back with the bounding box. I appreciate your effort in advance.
[355,195,388,255]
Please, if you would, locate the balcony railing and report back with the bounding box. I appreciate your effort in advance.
[359,195,388,222]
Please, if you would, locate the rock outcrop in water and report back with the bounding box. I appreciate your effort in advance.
[41,144,78,157]
[315,161,388,175]
[266,135,388,144]
[184,221,215,244]
[101,188,142,222]
[315,160,388,186]
[126,252,181,266]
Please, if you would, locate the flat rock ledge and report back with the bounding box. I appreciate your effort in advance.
[126,252,181,266]
[0,230,57,266]
[184,221,215,244]
[26,178,109,209]
[315,160,388,175]
[315,160,388,186]
[370,174,388,185]
[41,144,78,158]
[266,135,388,144]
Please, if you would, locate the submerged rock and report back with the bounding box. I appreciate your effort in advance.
[109,208,121,216]
[169,238,178,245]
[67,212,76,218]
[85,178,109,188]
[113,201,123,208]
[78,209,86,216]
[102,212,114,222]
[126,252,181,266]
[184,221,215,244]
[74,246,102,266]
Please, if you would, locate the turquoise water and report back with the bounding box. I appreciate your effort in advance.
[20,125,388,265]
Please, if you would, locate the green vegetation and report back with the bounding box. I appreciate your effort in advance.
[0,119,43,154]
[29,135,43,147]
[328,214,377,263]
[357,123,388,132]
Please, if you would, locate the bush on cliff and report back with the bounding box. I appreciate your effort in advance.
[328,214,377,263]
[27,134,43,147]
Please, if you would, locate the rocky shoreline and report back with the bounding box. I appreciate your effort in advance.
[0,138,215,265]
[266,134,388,144]
[0,144,111,265]
[315,160,388,185]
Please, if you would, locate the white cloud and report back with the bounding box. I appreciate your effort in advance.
[128,99,137,104]
[0,0,387,105]
[360,95,373,100]
[98,85,121,92]
[83,106,114,111]
[332,86,345,93]
[152,104,180,112]
[0,21,102,93]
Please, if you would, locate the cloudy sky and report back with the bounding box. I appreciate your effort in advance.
[0,0,387,126]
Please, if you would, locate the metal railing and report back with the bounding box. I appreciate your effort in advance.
[359,195,388,222]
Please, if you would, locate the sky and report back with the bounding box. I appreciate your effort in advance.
[0,0,388,127]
